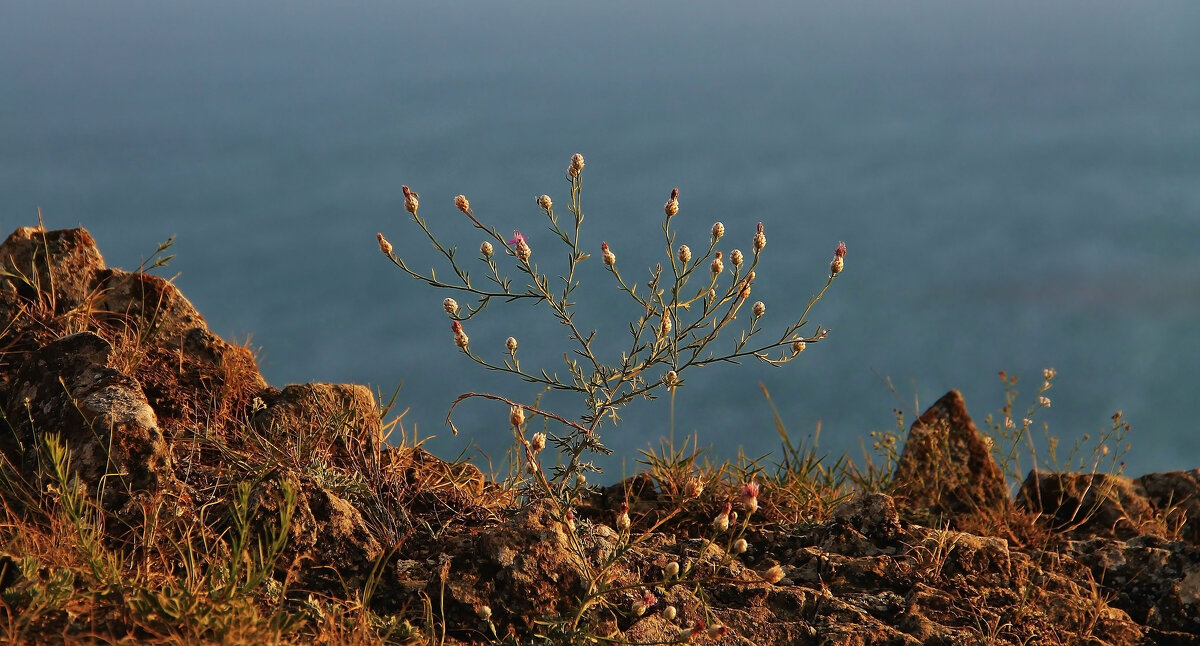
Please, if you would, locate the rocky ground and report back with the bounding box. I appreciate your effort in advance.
[1,226,1198,645]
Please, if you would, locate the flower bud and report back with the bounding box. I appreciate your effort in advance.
[831,241,846,276]
[376,232,393,256]
[664,188,679,218]
[792,339,807,354]
[663,370,679,387]
[477,605,492,620]
[565,508,577,532]
[509,405,525,428]
[537,194,553,211]
[752,301,766,318]
[753,221,766,252]
[530,432,546,453]
[730,249,743,267]
[454,194,470,214]
[732,538,748,554]
[402,185,419,215]
[708,625,728,638]
[443,297,459,316]
[678,244,691,264]
[660,314,672,337]
[683,476,704,499]
[741,480,760,515]
[713,502,731,532]
[712,221,725,239]
[616,501,631,532]
[664,561,680,578]
[506,336,518,354]
[601,241,616,267]
[568,153,585,178]
[710,251,724,276]
[481,241,494,258]
[451,321,469,349]
[515,239,531,263]
[663,605,677,621]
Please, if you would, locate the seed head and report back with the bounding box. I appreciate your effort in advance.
[663,370,679,387]
[683,476,704,499]
[664,188,679,218]
[678,244,691,264]
[450,320,469,349]
[752,301,766,318]
[454,194,470,214]
[1039,396,1051,408]
[567,153,585,178]
[509,405,525,428]
[710,251,724,276]
[616,501,631,532]
[376,232,393,256]
[601,241,616,267]
[712,221,725,239]
[792,339,807,354]
[477,605,492,620]
[753,222,766,252]
[730,249,743,266]
[480,241,494,258]
[530,432,546,453]
[443,297,459,316]
[1043,367,1057,381]
[537,194,553,211]
[505,336,518,354]
[402,185,419,215]
[664,561,680,578]
[732,538,748,554]
[663,605,677,621]
[660,314,672,337]
[763,564,785,584]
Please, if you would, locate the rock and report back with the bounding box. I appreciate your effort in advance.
[1137,469,1200,544]
[91,269,209,348]
[893,390,1009,519]
[831,493,902,542]
[252,383,383,464]
[1067,534,1200,636]
[2,332,176,510]
[0,227,105,311]
[1015,470,1159,540]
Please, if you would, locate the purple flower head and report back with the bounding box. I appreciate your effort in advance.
[509,230,526,245]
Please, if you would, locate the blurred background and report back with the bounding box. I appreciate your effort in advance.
[3,0,1199,481]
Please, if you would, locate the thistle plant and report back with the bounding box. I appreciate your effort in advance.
[377,153,845,495]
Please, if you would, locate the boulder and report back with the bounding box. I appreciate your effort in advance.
[1015,470,1158,540]
[0,227,105,311]
[892,390,1009,518]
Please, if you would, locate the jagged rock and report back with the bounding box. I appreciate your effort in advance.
[2,331,176,509]
[893,390,1009,519]
[91,269,209,348]
[1015,470,1160,540]
[831,493,903,542]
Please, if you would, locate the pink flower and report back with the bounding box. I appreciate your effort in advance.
[834,241,847,258]
[509,230,526,245]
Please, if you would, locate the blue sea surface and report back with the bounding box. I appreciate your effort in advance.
[3,1,1199,480]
